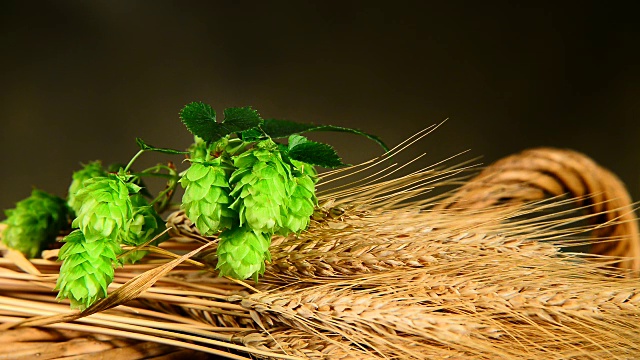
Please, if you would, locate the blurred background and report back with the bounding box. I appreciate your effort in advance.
[1,1,638,212]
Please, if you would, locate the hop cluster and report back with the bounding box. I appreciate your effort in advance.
[57,174,141,309]
[55,230,121,309]
[180,139,319,281]
[216,226,271,281]
[180,159,236,236]
[67,161,107,211]
[229,140,293,233]
[1,190,69,258]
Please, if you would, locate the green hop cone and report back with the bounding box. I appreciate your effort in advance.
[67,161,107,211]
[216,226,271,281]
[188,136,209,161]
[55,230,121,310]
[180,158,236,236]
[119,194,165,264]
[72,174,138,243]
[280,161,318,234]
[2,190,69,258]
[230,140,293,233]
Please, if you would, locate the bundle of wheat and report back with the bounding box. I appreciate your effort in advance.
[1,130,638,359]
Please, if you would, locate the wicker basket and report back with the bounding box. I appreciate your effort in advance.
[1,146,639,359]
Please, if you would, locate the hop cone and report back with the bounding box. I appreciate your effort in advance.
[67,161,107,211]
[188,136,209,160]
[72,174,137,242]
[280,161,318,234]
[55,230,121,310]
[2,190,69,258]
[119,194,165,264]
[180,159,236,236]
[216,226,271,281]
[230,140,292,233]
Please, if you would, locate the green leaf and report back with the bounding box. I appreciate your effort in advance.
[250,119,389,152]
[223,107,263,133]
[240,128,264,142]
[288,134,308,149]
[288,140,346,168]
[179,102,217,140]
[179,102,263,143]
[135,138,188,155]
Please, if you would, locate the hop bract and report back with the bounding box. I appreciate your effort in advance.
[67,161,107,211]
[180,159,236,236]
[230,140,292,233]
[119,194,165,264]
[72,174,138,243]
[55,230,121,310]
[2,190,69,258]
[216,226,271,281]
[281,161,318,234]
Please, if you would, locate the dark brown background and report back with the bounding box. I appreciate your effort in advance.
[1,1,639,212]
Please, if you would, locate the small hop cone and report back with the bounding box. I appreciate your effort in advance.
[67,161,107,211]
[230,140,292,233]
[72,174,137,243]
[281,164,318,234]
[55,230,121,310]
[188,136,209,161]
[119,194,165,264]
[216,226,271,281]
[180,159,236,236]
[2,190,69,258]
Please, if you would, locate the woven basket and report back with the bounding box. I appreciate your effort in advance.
[1,146,639,359]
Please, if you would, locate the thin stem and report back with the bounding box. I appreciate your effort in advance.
[141,163,181,213]
[130,172,179,180]
[150,183,177,207]
[226,138,257,156]
[141,164,173,173]
[131,164,181,180]
[123,150,146,173]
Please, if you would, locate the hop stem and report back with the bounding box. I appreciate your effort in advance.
[123,149,146,173]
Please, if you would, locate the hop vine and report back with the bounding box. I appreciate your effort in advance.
[0,100,386,309]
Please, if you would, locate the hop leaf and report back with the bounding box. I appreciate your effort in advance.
[229,140,293,233]
[2,190,69,258]
[180,158,236,236]
[179,102,263,143]
[119,194,165,264]
[55,230,121,310]
[280,161,318,234]
[287,138,346,168]
[216,226,271,281]
[67,161,107,211]
[72,174,136,243]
